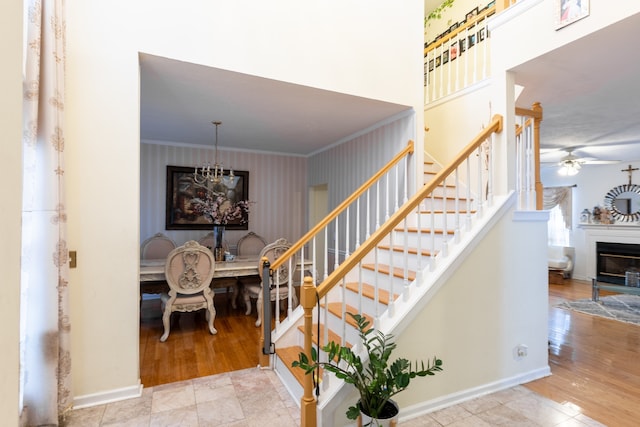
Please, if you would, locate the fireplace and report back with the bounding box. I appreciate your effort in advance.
[596,242,640,285]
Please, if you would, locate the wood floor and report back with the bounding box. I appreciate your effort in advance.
[139,292,264,387]
[140,279,640,426]
[525,278,640,427]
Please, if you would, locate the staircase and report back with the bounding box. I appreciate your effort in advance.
[274,158,445,369]
[253,115,507,425]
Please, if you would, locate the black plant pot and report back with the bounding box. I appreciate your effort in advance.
[358,399,399,427]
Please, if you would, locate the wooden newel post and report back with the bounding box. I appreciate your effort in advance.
[300,276,317,427]
[532,102,543,210]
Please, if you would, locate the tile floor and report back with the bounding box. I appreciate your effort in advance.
[66,368,604,427]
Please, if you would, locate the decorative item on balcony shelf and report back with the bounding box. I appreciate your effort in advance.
[292,313,443,426]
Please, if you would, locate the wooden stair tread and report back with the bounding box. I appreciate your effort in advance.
[423,195,470,201]
[419,209,476,214]
[361,264,416,281]
[395,226,454,235]
[277,345,308,386]
[297,323,351,348]
[324,302,374,330]
[377,244,436,257]
[344,282,398,305]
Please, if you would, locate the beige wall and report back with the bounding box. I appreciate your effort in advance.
[0,0,23,423]
[64,0,424,402]
[332,199,550,424]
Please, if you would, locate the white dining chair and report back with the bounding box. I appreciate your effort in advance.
[160,240,217,342]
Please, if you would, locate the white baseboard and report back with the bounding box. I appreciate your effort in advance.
[399,366,552,423]
[73,381,143,409]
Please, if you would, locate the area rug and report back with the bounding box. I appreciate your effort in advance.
[556,294,640,326]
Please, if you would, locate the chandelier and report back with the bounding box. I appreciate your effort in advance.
[194,120,234,189]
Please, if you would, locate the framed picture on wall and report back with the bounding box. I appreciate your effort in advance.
[556,0,589,30]
[165,165,249,230]
[478,27,486,42]
[466,7,479,22]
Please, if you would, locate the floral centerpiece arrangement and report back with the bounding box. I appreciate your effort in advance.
[191,192,252,261]
[191,192,252,225]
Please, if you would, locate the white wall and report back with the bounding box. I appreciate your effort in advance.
[492,0,640,74]
[64,0,424,401]
[541,161,640,280]
[0,0,23,423]
[425,84,493,164]
[141,143,307,249]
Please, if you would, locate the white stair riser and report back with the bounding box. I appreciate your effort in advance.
[404,212,473,228]
[421,198,470,211]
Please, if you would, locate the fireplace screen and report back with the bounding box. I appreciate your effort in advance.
[596,242,640,285]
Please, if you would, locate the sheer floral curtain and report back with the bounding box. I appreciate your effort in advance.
[21,0,72,424]
[543,186,573,246]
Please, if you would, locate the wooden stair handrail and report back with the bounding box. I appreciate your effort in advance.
[269,140,415,272]
[315,114,503,299]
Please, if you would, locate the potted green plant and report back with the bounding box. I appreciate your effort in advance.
[292,313,443,426]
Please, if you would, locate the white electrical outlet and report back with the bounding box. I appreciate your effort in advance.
[514,344,528,359]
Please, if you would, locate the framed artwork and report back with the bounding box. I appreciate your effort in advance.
[450,43,458,61]
[478,27,486,42]
[428,59,434,71]
[165,165,250,230]
[442,49,449,64]
[468,32,476,48]
[435,55,442,68]
[556,0,589,29]
[459,38,467,53]
[466,7,479,22]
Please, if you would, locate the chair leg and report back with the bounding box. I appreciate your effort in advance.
[243,289,252,315]
[231,284,239,310]
[206,305,218,335]
[160,306,171,342]
[255,294,262,327]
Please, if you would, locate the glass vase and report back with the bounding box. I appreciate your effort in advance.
[213,225,226,262]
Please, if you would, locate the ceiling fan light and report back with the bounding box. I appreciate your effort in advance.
[558,163,580,176]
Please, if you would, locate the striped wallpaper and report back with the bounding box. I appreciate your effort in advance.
[140,112,415,253]
[140,144,308,251]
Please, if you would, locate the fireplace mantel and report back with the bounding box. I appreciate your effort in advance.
[580,224,640,279]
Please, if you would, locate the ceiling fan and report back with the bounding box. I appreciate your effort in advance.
[541,149,620,176]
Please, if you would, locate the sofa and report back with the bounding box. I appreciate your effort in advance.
[548,245,574,279]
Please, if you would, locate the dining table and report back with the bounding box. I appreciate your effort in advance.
[140,256,314,301]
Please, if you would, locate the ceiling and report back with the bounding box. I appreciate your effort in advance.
[139,55,410,156]
[140,9,640,163]
[512,12,640,165]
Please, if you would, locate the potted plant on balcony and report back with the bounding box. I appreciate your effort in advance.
[292,312,443,426]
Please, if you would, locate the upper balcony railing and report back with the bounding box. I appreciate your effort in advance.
[424,4,496,103]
